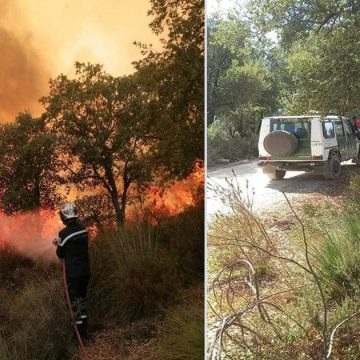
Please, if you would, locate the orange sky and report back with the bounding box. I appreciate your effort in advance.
[0,0,160,123]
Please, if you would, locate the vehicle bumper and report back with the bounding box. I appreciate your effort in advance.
[258,160,327,172]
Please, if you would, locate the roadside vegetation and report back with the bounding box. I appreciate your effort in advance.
[207,1,360,165]
[208,174,360,359]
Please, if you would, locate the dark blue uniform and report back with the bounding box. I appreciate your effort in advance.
[56,220,90,338]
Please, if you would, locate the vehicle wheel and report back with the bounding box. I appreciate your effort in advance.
[354,151,360,166]
[324,154,341,179]
[263,168,286,180]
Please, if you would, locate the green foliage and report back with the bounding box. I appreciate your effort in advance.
[207,11,279,160]
[250,0,360,45]
[283,28,360,115]
[157,287,204,360]
[208,13,277,127]
[208,120,258,164]
[248,0,360,116]
[313,214,360,298]
[135,0,204,177]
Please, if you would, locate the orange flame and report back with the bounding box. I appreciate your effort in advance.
[134,161,204,224]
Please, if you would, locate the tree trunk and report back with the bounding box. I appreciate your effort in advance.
[104,164,124,225]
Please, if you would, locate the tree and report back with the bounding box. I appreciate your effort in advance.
[41,63,154,225]
[249,0,360,115]
[0,112,57,214]
[250,0,360,46]
[207,12,278,136]
[134,0,204,177]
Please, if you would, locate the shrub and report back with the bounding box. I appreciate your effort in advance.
[157,287,204,360]
[207,122,258,165]
[157,204,204,284]
[0,243,34,289]
[312,214,360,298]
[0,272,74,360]
[89,226,180,325]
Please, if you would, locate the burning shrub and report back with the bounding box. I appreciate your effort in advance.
[89,226,180,325]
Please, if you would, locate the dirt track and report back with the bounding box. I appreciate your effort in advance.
[207,159,360,219]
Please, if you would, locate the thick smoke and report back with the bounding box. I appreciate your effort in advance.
[0,210,61,260]
[0,0,158,123]
[0,28,47,123]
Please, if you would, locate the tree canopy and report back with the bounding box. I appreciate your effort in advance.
[0,113,57,214]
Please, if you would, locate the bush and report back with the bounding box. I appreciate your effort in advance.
[89,226,180,325]
[207,121,258,165]
[0,269,74,359]
[312,213,360,298]
[157,287,204,360]
[157,204,204,284]
[0,243,34,289]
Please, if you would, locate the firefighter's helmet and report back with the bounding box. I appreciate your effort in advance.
[60,203,78,223]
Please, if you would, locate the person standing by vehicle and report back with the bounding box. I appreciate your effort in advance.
[53,203,91,340]
[353,107,360,130]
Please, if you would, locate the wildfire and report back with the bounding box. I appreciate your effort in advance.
[137,161,204,223]
[0,162,204,257]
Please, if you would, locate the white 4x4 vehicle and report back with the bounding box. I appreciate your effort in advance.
[258,115,360,179]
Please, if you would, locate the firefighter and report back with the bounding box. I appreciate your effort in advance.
[53,203,90,340]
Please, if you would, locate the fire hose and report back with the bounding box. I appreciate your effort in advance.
[62,261,90,360]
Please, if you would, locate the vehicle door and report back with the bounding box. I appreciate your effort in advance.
[343,119,357,160]
[334,120,347,160]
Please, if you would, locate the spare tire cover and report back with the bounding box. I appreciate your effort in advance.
[263,130,299,157]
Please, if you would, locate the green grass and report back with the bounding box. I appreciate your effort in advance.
[312,213,360,298]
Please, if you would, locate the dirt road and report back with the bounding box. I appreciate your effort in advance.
[207,159,359,219]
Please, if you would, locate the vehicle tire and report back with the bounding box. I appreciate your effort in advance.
[324,154,341,180]
[263,168,286,180]
[354,151,360,166]
[263,131,299,157]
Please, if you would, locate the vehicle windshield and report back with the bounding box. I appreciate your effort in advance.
[271,121,310,139]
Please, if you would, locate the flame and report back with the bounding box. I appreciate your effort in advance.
[135,161,204,224]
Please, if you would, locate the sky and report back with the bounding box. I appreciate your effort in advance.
[0,0,160,123]
[207,0,248,15]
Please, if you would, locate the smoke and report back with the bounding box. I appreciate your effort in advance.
[0,0,158,123]
[0,29,47,123]
[0,210,62,260]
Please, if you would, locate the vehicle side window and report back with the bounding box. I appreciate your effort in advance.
[334,121,345,137]
[345,120,356,136]
[343,121,353,136]
[323,121,335,138]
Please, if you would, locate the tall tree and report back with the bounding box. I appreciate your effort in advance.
[207,12,278,136]
[41,63,154,225]
[134,0,204,177]
[250,0,360,115]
